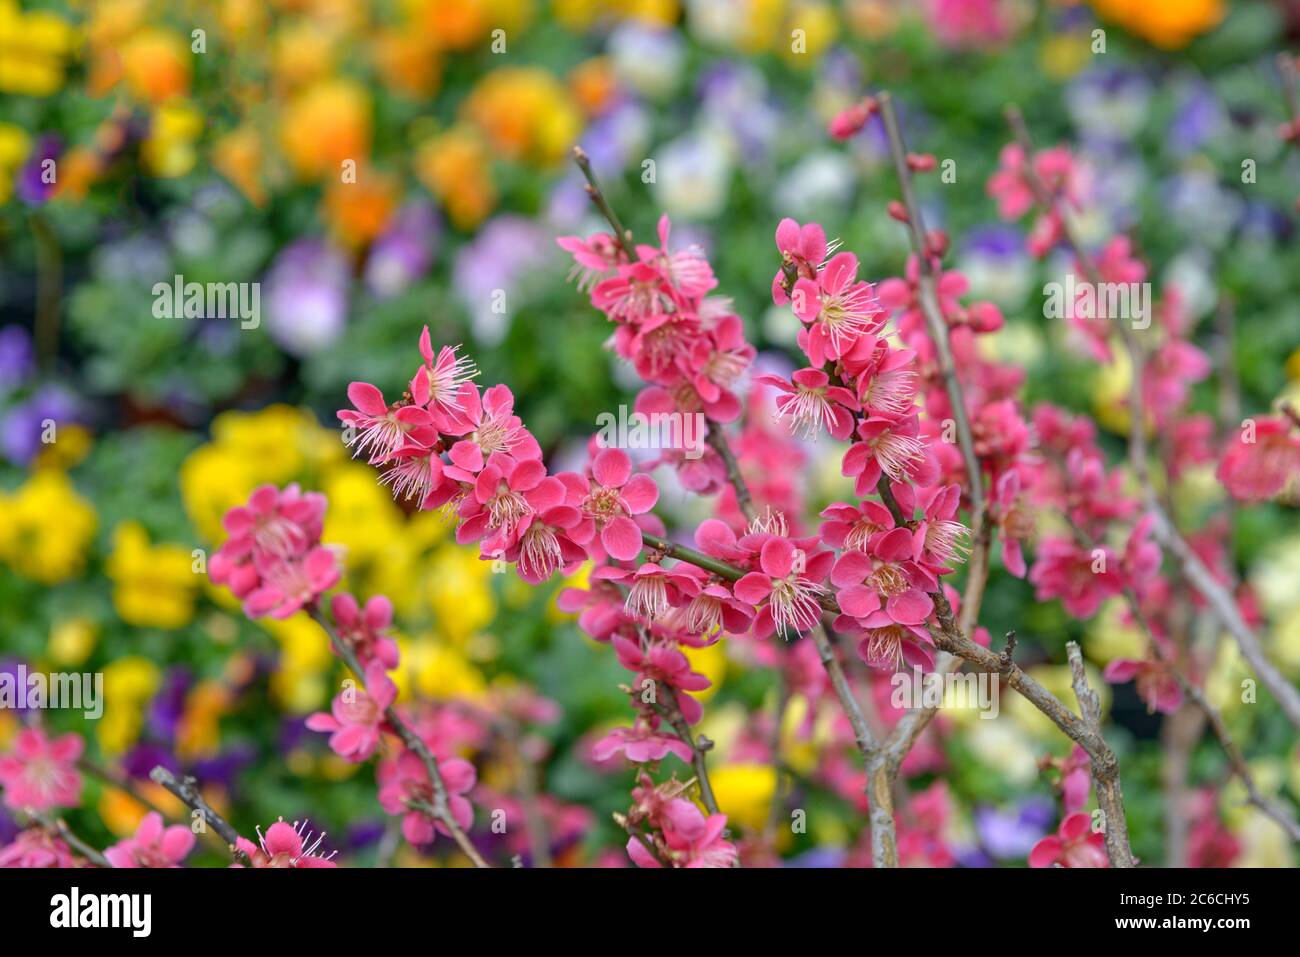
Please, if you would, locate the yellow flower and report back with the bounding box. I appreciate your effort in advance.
[323,167,401,247]
[708,763,776,831]
[98,788,151,838]
[1005,663,1109,740]
[426,545,496,644]
[1089,0,1224,50]
[271,19,338,90]
[780,1,838,66]
[400,637,488,701]
[33,423,93,470]
[263,613,334,713]
[682,641,726,702]
[0,0,78,96]
[142,101,204,178]
[279,78,372,181]
[48,617,98,666]
[107,521,200,629]
[98,656,161,754]
[212,124,268,207]
[0,469,97,584]
[0,122,30,204]
[1085,599,1145,664]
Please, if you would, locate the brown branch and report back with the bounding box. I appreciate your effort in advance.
[148,766,251,866]
[1005,104,1300,733]
[1066,642,1137,867]
[706,420,756,523]
[572,146,634,259]
[654,682,721,818]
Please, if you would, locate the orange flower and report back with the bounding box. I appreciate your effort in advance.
[569,56,617,116]
[1089,0,1224,50]
[462,66,581,164]
[120,28,191,104]
[371,28,442,97]
[415,126,495,229]
[279,78,372,180]
[323,168,401,247]
[213,125,268,206]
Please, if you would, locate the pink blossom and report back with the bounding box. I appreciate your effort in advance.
[105,812,196,868]
[789,251,884,365]
[1029,812,1108,868]
[772,218,828,304]
[756,368,859,441]
[413,330,478,419]
[234,818,337,867]
[0,828,84,868]
[0,728,83,813]
[819,500,896,552]
[1028,537,1124,619]
[456,453,548,543]
[568,448,659,561]
[627,798,737,868]
[592,719,694,764]
[306,660,398,762]
[330,592,400,670]
[1217,415,1300,502]
[734,537,833,638]
[241,546,341,619]
[445,384,541,473]
[377,750,476,847]
[337,382,435,464]
[842,413,939,494]
[1103,656,1182,715]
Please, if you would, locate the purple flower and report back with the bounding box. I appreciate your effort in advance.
[17,135,61,206]
[0,327,34,396]
[147,668,192,743]
[364,202,440,298]
[1,384,82,465]
[452,215,553,346]
[264,239,351,357]
[1167,83,1226,157]
[973,797,1055,860]
[121,744,179,783]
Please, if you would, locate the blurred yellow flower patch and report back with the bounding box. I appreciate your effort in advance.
[0,0,79,96]
[107,521,200,629]
[0,469,97,584]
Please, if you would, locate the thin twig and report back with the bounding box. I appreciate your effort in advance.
[1067,642,1137,867]
[877,92,985,527]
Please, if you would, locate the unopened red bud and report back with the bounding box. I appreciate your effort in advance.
[887,201,910,223]
[907,153,937,172]
[926,229,949,257]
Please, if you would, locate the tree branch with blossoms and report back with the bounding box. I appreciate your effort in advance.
[1005,105,1300,733]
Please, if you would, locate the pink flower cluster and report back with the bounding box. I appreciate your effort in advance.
[208,483,339,619]
[623,773,738,868]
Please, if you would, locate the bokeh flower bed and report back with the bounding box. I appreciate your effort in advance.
[1,0,1298,868]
